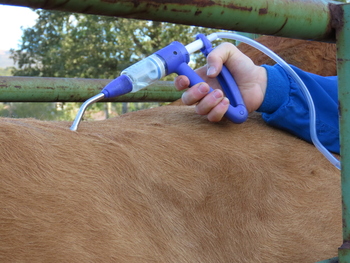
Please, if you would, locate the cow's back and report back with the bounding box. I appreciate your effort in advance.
[0,106,341,262]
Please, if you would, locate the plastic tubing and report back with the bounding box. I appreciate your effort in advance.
[213,32,341,170]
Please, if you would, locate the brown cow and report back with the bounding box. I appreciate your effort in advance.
[0,106,341,262]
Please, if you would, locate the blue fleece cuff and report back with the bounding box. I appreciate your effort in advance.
[257,65,291,114]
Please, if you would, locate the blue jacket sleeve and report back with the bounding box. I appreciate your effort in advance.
[256,64,339,154]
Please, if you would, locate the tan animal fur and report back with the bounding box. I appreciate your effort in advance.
[0,106,341,262]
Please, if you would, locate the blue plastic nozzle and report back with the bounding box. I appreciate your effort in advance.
[101,75,133,98]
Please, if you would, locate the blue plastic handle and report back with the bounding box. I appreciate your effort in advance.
[216,64,248,123]
[196,34,248,123]
[156,39,248,124]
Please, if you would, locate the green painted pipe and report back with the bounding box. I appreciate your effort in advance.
[0,0,338,41]
[336,3,350,262]
[0,77,182,102]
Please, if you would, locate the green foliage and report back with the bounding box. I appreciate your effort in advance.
[11,10,220,79]
[0,67,14,76]
[0,102,67,120]
[8,10,225,120]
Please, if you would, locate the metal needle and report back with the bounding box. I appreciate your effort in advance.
[70,93,105,131]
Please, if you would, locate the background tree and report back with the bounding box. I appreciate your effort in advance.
[6,10,223,120]
[11,10,220,78]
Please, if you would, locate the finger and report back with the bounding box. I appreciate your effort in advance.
[206,43,249,78]
[207,97,230,122]
[174,75,190,91]
[195,89,225,115]
[206,43,236,77]
[181,82,210,106]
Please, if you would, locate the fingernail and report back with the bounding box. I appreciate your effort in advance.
[221,97,229,106]
[207,66,217,76]
[198,84,209,94]
[212,90,222,99]
[179,78,186,88]
[181,91,188,102]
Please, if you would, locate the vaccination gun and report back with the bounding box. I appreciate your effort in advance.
[70,33,248,131]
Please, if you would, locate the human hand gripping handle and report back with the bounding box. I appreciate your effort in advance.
[175,62,248,123]
[156,40,248,124]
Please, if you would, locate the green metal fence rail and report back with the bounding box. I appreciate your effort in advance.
[0,77,181,102]
[0,0,349,262]
[0,0,337,41]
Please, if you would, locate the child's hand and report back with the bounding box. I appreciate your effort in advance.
[174,42,267,122]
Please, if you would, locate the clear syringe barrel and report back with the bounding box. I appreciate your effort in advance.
[121,54,166,93]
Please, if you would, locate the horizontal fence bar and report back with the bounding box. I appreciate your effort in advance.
[0,0,338,41]
[0,76,182,102]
